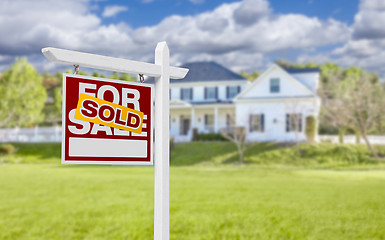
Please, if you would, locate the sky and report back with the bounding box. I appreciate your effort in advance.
[0,0,384,78]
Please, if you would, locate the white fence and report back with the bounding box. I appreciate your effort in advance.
[319,135,385,145]
[2,126,385,145]
[0,126,62,143]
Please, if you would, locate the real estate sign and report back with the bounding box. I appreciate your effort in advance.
[62,74,153,165]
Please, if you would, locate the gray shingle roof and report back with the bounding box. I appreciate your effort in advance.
[145,61,246,84]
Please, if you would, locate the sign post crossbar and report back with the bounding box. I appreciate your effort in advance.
[42,41,187,240]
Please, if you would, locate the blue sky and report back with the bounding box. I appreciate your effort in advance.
[94,0,359,27]
[0,0,384,77]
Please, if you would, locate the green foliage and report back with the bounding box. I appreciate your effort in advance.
[0,165,385,239]
[305,115,316,143]
[339,128,345,144]
[0,144,16,155]
[120,72,137,82]
[4,142,385,169]
[109,71,120,79]
[0,58,47,127]
[275,59,319,69]
[194,133,227,141]
[240,71,259,81]
[0,143,60,163]
[92,71,99,77]
[53,87,62,118]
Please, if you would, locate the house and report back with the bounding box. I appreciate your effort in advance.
[148,62,320,142]
[234,64,321,142]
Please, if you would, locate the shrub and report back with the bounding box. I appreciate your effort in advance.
[305,115,316,143]
[170,137,175,151]
[194,133,227,141]
[0,144,16,154]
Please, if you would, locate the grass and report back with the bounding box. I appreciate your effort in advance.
[0,164,385,239]
[3,142,385,169]
[170,142,385,169]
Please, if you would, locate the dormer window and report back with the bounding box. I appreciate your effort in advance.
[270,78,280,93]
[205,87,218,100]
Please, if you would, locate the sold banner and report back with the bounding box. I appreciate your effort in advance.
[62,74,153,165]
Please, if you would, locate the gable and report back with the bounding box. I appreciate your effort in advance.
[235,64,315,100]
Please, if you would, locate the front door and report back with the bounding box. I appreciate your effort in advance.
[180,117,191,136]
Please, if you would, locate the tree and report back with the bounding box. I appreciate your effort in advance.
[120,72,137,82]
[322,67,383,158]
[240,71,259,81]
[110,71,119,80]
[219,115,247,164]
[0,58,47,127]
[53,86,62,122]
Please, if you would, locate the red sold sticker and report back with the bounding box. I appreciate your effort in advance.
[62,74,153,165]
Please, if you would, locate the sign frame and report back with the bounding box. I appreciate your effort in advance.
[61,73,154,166]
[43,42,188,240]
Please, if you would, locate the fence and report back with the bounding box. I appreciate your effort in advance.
[0,126,62,143]
[2,126,385,145]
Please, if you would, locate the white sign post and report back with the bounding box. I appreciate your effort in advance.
[42,42,188,240]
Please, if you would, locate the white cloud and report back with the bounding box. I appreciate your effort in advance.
[189,0,205,4]
[326,0,385,77]
[0,0,367,75]
[102,5,128,18]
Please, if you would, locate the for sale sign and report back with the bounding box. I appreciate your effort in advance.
[62,74,153,165]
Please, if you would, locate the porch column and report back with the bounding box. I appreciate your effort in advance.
[214,107,219,133]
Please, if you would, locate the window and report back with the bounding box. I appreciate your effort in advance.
[181,88,192,100]
[227,86,241,99]
[286,113,302,132]
[204,114,214,132]
[249,114,264,132]
[205,87,217,100]
[270,78,280,93]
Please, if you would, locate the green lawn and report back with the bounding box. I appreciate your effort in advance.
[4,142,385,169]
[1,164,385,239]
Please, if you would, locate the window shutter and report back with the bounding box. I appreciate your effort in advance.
[180,88,183,100]
[298,114,302,132]
[226,86,229,99]
[237,86,241,94]
[249,115,253,132]
[215,87,218,100]
[190,88,193,100]
[204,87,207,99]
[261,114,264,132]
[204,114,208,126]
[286,114,289,132]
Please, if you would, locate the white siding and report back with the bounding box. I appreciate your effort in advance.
[241,67,313,99]
[236,99,319,142]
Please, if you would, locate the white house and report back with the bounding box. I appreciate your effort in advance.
[234,64,321,142]
[148,62,320,142]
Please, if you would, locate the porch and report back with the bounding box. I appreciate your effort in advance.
[170,103,234,142]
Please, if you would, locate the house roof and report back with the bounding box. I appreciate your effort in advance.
[145,61,246,84]
[284,68,320,74]
[234,64,316,101]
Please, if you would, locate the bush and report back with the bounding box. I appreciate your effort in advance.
[170,137,175,151]
[194,133,227,141]
[0,144,16,154]
[305,115,316,143]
